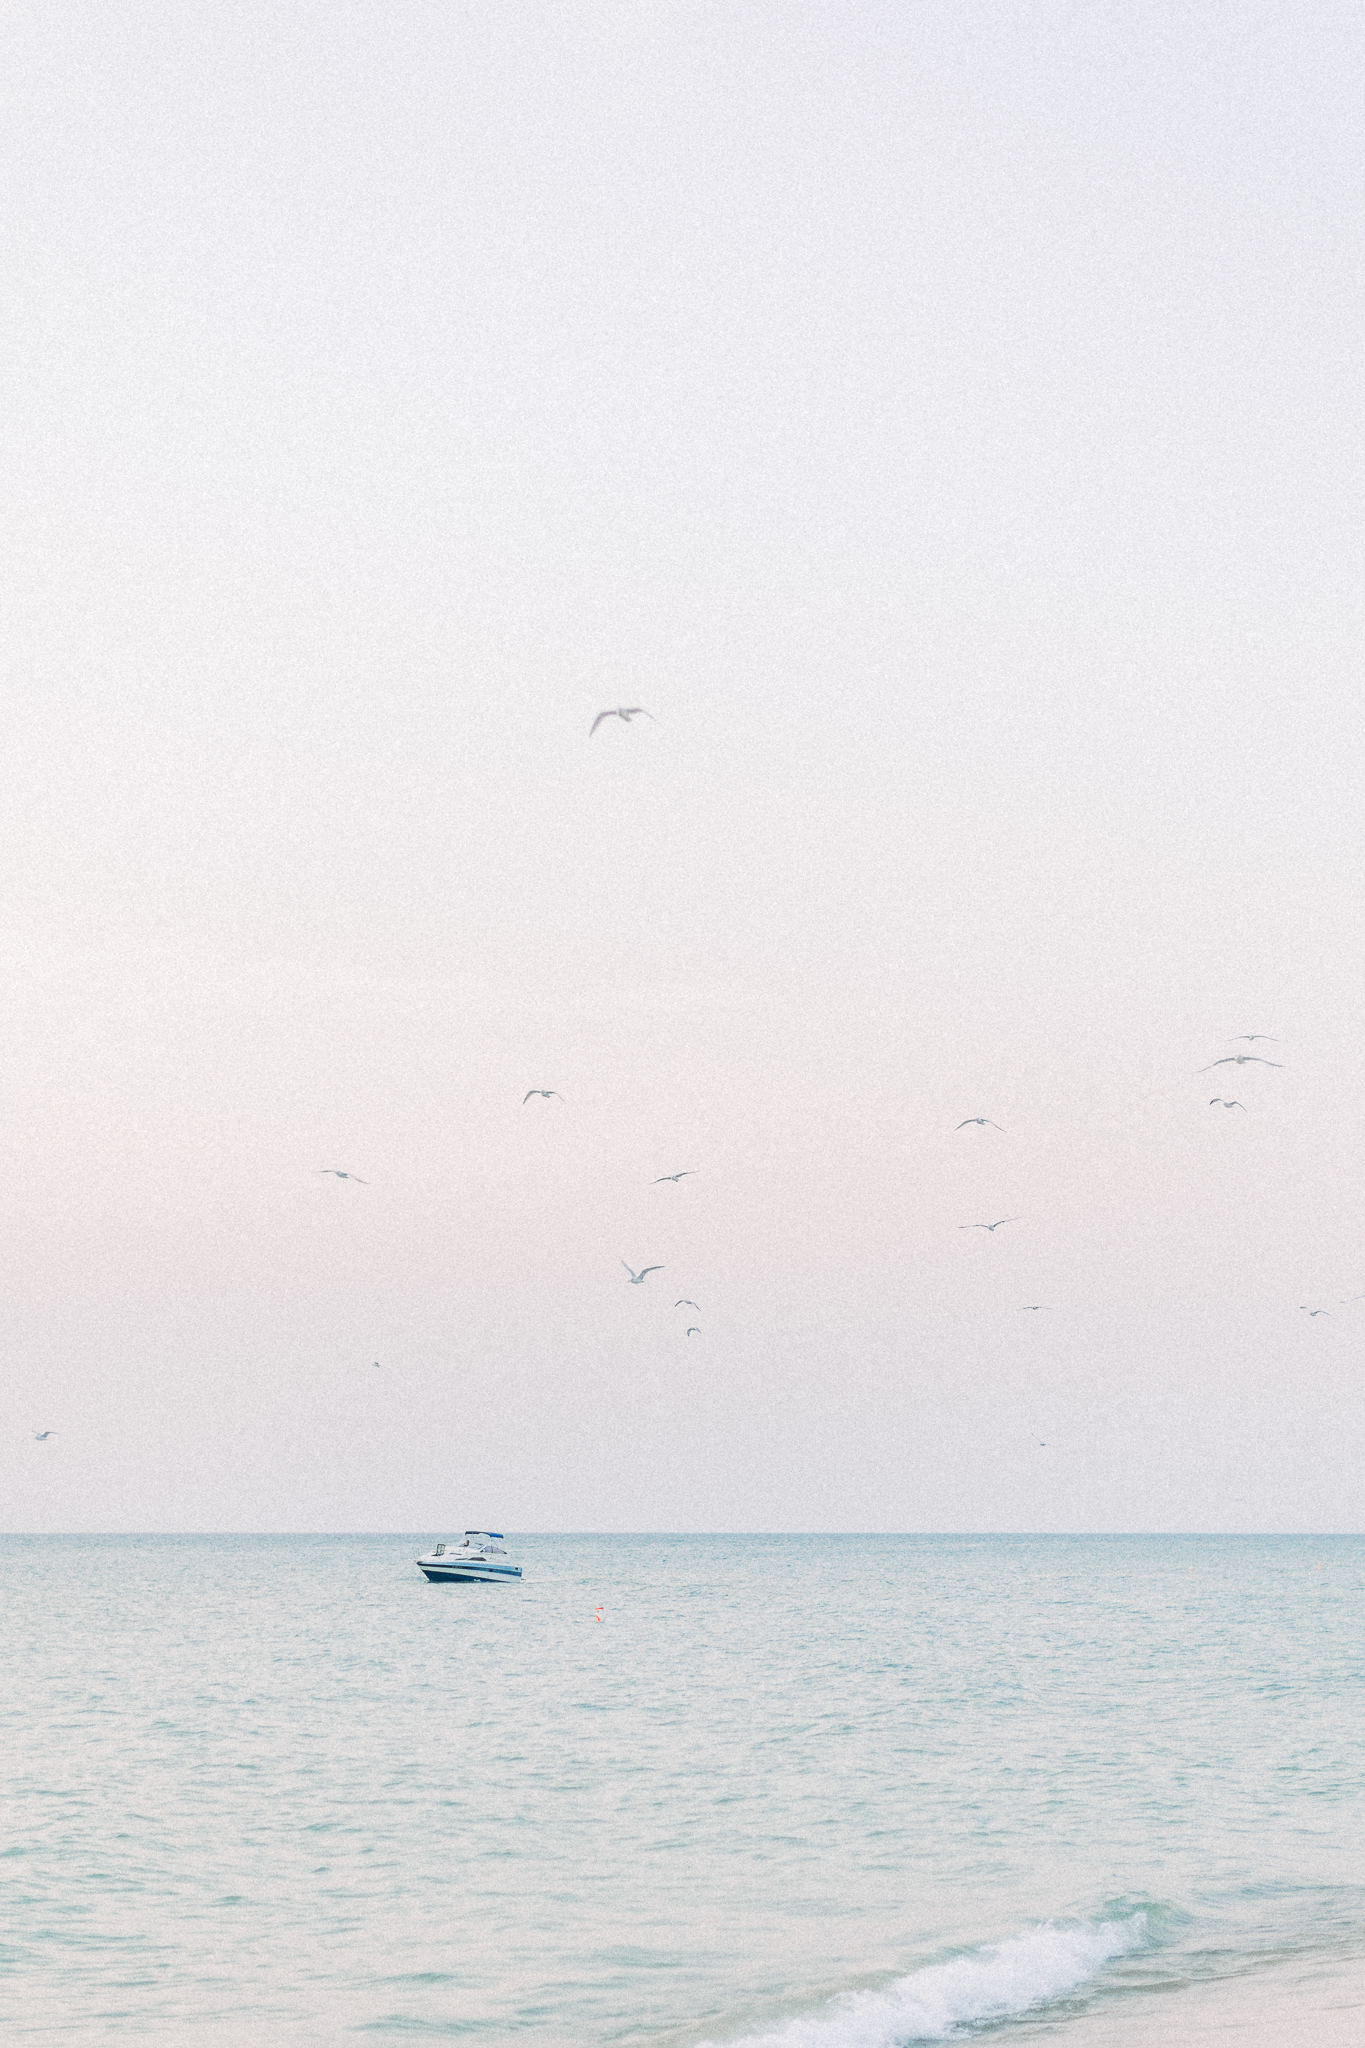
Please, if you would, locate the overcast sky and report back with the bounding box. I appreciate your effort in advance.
[4,1,1363,1532]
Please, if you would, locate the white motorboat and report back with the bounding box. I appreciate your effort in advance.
[416,1532,522,1583]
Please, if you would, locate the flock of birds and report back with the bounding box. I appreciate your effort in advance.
[291,1022,1331,1362]
[1187,1036,1362,1321]
[315,1111,711,1362]
[28,712,692,1439]
[939,1037,1308,1315]
[1200,1036,1282,1113]
[22,719,1349,1445]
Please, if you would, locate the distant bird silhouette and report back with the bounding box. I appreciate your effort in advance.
[623,1262,663,1284]
[1209,1099,1247,1110]
[653,1171,695,1183]
[1021,1305,1051,1312]
[1199,1055,1282,1071]
[956,1118,1005,1131]
[318,1169,368,1182]
[675,1300,699,1310]
[960,1218,1018,1233]
[590,707,655,735]
[686,1326,701,1337]
[1230,1034,1278,1043]
[32,1430,57,1440]
[523,1090,563,1104]
[1300,1306,1330,1317]
[372,1361,381,1369]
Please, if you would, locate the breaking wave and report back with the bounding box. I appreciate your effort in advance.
[702,1913,1148,2047]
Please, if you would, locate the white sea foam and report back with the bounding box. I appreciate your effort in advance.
[701,1915,1147,2048]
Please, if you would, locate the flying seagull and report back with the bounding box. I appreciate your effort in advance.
[523,1090,563,1104]
[653,1171,695,1183]
[318,1169,369,1182]
[675,1299,699,1309]
[956,1118,1005,1131]
[32,1430,57,1440]
[960,1218,1019,1233]
[686,1326,701,1337]
[590,707,656,735]
[623,1262,664,1285]
[1199,1055,1283,1071]
[1021,1305,1051,1312]
[373,1361,381,1369]
[1209,1098,1247,1109]
[1230,1034,1278,1043]
[1300,1306,1330,1317]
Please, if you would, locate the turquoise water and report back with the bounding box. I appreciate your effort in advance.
[3,1535,1363,2043]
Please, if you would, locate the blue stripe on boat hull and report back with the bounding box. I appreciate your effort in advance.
[419,1567,521,1582]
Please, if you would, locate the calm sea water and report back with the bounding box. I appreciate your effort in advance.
[3,1534,1363,2044]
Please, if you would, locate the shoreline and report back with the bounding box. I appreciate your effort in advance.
[1052,1957,1365,2048]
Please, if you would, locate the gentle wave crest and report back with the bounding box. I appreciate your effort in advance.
[701,1914,1148,2048]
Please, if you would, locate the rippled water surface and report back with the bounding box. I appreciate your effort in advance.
[3,1534,1364,2043]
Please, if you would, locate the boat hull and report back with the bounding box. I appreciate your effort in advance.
[418,1562,522,1583]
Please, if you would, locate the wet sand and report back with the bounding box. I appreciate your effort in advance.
[1052,1957,1365,2047]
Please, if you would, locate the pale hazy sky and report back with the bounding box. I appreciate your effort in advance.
[4,1,1363,1532]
